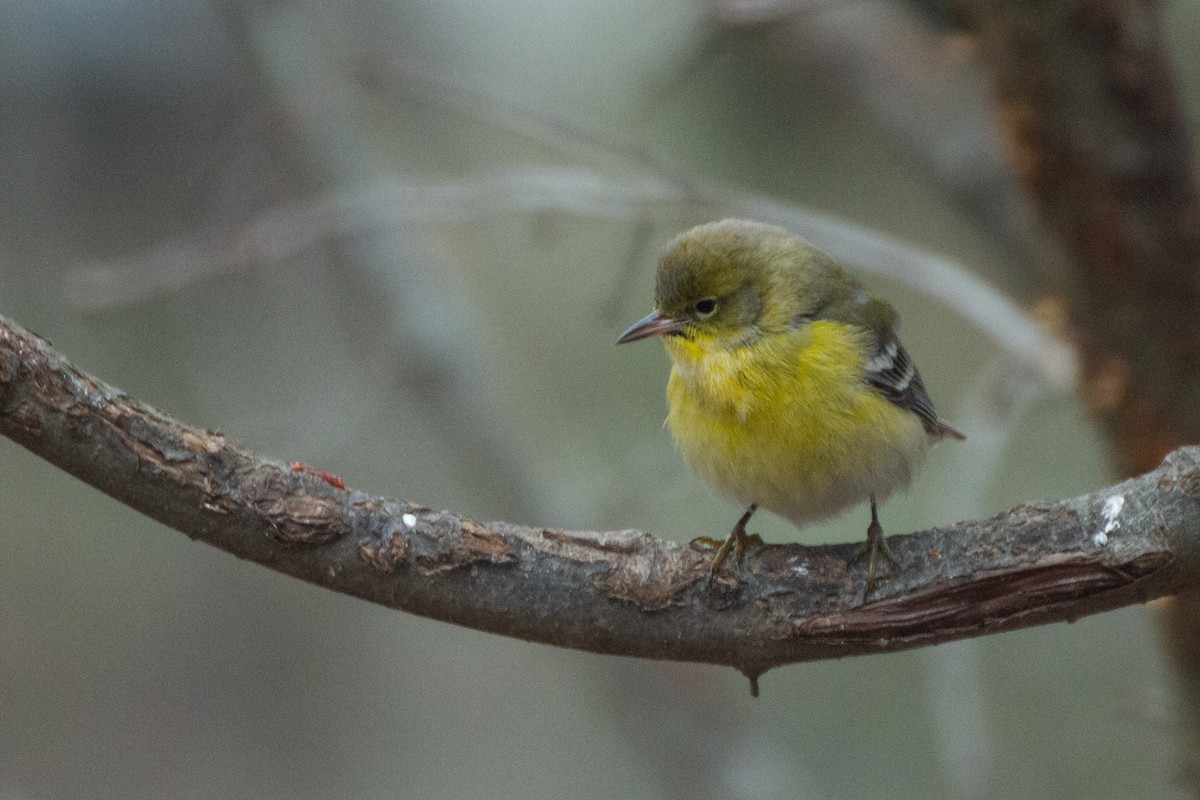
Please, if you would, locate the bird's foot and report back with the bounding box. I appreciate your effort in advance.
[690,530,763,570]
[690,507,762,581]
[848,516,898,597]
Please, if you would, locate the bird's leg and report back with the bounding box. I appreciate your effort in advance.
[849,496,898,594]
[690,504,762,571]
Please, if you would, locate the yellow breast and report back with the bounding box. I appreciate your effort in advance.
[663,320,929,525]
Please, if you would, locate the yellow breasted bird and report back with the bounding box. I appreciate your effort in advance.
[617,219,963,591]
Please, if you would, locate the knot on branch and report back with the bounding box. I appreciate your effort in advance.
[535,528,709,609]
[244,466,350,544]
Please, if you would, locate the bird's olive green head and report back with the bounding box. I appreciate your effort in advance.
[617,219,849,348]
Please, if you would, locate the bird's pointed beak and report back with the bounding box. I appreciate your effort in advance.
[617,310,684,344]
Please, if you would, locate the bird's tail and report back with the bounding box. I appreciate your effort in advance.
[937,422,966,441]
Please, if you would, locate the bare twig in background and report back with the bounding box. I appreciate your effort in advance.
[63,168,1075,390]
[65,42,1076,393]
[1,311,1196,692]
[730,190,1077,388]
[951,0,1200,787]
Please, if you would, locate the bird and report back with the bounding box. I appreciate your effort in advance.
[617,218,963,592]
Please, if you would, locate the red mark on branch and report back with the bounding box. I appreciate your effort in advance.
[290,461,347,490]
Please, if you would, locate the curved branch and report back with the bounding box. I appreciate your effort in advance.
[1,312,1197,687]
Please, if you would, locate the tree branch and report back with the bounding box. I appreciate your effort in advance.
[1,311,1197,688]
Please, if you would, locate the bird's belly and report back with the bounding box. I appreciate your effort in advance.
[666,361,929,526]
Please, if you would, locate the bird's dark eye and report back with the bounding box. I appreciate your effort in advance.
[694,298,717,316]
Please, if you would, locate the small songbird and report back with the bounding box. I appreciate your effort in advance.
[617,219,963,591]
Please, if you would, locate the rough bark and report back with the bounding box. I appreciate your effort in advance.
[2,312,1198,691]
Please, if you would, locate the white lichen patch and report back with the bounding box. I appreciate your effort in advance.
[1094,494,1125,546]
[401,513,417,528]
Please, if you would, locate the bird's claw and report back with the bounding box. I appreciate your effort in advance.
[849,517,898,597]
[691,507,762,586]
[690,529,763,570]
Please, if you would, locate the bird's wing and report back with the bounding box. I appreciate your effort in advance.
[818,291,965,440]
[862,335,943,436]
[864,334,965,440]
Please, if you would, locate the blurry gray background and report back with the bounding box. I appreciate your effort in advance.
[0,2,1190,798]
